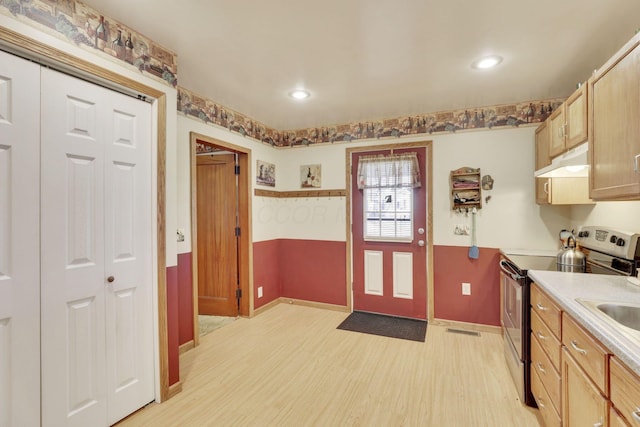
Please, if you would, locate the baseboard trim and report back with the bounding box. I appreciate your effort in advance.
[253,297,350,316]
[278,297,350,313]
[166,381,182,400]
[179,340,195,354]
[430,318,501,335]
[253,297,282,316]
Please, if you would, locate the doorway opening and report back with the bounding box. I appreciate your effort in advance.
[190,132,252,346]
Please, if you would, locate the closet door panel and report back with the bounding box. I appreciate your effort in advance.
[41,67,154,426]
[104,87,154,425]
[0,50,41,427]
[41,68,107,427]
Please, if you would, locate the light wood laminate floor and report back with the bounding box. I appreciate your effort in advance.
[117,304,540,426]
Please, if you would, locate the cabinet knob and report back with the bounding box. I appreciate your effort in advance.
[107,276,115,283]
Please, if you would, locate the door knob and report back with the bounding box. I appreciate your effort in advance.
[107,276,115,283]
[418,240,425,247]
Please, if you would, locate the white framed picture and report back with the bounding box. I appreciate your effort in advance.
[301,164,321,188]
[256,160,276,187]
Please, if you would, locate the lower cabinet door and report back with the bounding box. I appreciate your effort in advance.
[562,348,608,427]
[610,406,630,427]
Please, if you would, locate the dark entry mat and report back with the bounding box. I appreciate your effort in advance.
[337,311,427,342]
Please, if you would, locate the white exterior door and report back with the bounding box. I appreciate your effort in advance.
[0,50,41,427]
[41,68,153,426]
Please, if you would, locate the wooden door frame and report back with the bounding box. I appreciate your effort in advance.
[0,28,172,400]
[345,141,434,322]
[190,132,253,346]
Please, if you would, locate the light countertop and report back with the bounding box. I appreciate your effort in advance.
[528,270,640,376]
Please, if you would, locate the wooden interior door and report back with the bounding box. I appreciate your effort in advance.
[351,147,428,319]
[0,49,41,427]
[197,153,239,316]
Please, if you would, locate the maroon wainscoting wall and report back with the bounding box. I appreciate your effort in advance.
[279,239,347,306]
[253,239,347,308]
[177,252,194,345]
[165,265,180,386]
[433,245,500,326]
[253,240,282,309]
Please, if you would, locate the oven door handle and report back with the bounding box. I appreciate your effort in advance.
[500,259,525,281]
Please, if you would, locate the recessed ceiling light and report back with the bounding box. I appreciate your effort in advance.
[289,89,310,100]
[471,55,503,70]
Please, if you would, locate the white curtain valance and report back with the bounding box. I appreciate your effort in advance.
[357,152,421,189]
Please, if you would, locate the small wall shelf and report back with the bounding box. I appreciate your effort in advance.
[254,189,347,198]
[450,167,482,211]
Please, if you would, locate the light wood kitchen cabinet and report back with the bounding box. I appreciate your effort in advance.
[609,406,630,427]
[562,312,609,395]
[548,107,566,159]
[536,121,552,170]
[531,284,562,336]
[610,356,640,425]
[535,121,552,205]
[532,309,562,370]
[532,333,562,414]
[548,84,588,159]
[562,347,609,427]
[564,84,588,150]
[589,32,640,200]
[531,283,563,423]
[532,361,562,427]
[536,177,594,205]
[534,118,593,205]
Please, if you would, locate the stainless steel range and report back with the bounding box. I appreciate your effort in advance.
[499,225,640,408]
[576,225,640,276]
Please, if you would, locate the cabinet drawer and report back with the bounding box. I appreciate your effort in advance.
[532,364,562,427]
[562,312,609,396]
[531,332,561,415]
[531,283,562,337]
[611,356,640,425]
[531,309,562,370]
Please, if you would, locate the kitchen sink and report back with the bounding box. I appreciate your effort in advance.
[577,299,640,342]
[596,303,640,332]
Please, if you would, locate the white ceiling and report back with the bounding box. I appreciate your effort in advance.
[82,0,640,130]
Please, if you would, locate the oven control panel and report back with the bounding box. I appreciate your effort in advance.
[576,226,640,261]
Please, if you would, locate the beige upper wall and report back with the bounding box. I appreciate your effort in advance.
[177,115,580,250]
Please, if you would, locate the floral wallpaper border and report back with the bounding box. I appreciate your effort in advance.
[180,85,564,149]
[0,0,178,87]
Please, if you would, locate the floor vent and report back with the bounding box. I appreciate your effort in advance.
[446,328,481,337]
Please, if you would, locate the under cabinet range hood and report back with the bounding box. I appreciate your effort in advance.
[535,143,589,178]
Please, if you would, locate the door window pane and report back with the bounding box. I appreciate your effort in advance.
[363,186,413,241]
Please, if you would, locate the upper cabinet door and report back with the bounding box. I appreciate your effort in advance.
[565,84,588,150]
[535,120,551,169]
[548,105,566,158]
[589,34,640,200]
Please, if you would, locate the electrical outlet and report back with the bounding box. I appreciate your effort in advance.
[257,286,263,298]
[176,228,185,242]
[462,282,471,295]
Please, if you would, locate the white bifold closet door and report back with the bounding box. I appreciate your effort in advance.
[0,50,41,427]
[40,68,154,426]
